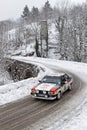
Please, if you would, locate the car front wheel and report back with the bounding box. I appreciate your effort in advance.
[68,83,72,91]
[56,92,61,100]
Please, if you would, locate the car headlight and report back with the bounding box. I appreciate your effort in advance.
[49,87,57,94]
[31,86,37,92]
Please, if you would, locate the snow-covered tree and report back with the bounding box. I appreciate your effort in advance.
[42,0,53,20]
[21,5,31,24]
[31,6,40,22]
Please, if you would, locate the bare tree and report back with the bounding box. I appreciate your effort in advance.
[0,22,11,84]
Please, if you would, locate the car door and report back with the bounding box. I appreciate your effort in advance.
[61,76,66,93]
[64,74,71,90]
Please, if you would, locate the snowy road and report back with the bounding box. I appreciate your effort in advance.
[0,72,81,130]
[0,56,86,130]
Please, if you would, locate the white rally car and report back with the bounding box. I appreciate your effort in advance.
[31,73,73,100]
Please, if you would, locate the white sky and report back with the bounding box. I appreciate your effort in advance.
[0,0,86,21]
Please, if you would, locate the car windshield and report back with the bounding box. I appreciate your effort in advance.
[40,76,61,84]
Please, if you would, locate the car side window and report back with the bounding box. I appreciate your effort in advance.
[64,74,70,80]
[61,76,66,85]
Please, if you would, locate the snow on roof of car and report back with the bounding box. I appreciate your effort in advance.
[47,72,65,77]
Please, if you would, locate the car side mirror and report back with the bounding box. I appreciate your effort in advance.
[39,80,41,83]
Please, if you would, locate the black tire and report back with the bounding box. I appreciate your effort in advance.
[56,92,61,100]
[68,83,72,91]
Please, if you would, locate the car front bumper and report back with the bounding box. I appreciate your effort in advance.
[31,93,57,100]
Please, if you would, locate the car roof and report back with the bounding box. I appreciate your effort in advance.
[45,73,65,77]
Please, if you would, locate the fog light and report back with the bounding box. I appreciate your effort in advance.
[45,95,48,98]
[36,90,39,93]
[34,94,37,97]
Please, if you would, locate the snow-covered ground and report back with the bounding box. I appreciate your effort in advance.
[0,61,52,105]
[0,68,13,85]
[0,56,87,130]
[6,22,61,59]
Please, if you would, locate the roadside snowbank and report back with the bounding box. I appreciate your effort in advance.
[12,56,87,82]
[0,62,52,105]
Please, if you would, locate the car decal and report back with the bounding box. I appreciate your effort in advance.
[36,83,56,91]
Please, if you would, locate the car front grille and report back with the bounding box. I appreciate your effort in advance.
[39,90,48,94]
[39,90,43,94]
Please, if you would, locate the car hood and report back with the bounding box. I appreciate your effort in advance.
[36,83,56,91]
